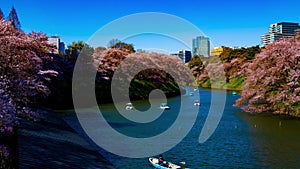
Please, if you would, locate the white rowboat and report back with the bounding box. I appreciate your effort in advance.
[149,157,181,169]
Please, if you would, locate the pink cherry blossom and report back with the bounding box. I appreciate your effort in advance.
[235,33,300,116]
[0,19,57,132]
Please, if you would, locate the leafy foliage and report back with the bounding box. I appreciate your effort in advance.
[0,19,57,130]
[188,56,227,88]
[235,35,300,116]
[0,18,58,168]
[107,38,120,48]
[219,46,261,62]
[189,46,260,89]
[188,56,203,70]
[65,41,94,62]
[188,56,207,83]
[94,48,130,79]
[0,145,11,169]
[110,41,135,53]
[93,48,191,101]
[223,57,248,83]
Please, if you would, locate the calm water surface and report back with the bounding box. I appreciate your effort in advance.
[66,88,300,169]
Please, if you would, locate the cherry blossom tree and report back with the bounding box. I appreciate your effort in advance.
[0,19,57,133]
[94,48,192,84]
[93,48,192,101]
[235,35,300,116]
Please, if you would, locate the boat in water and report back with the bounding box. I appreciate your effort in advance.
[160,103,170,110]
[125,102,134,110]
[149,157,181,169]
[194,100,200,106]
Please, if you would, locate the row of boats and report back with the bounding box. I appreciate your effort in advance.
[125,102,171,110]
[125,100,200,110]
[126,88,200,110]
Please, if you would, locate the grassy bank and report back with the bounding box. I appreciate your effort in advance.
[197,76,245,91]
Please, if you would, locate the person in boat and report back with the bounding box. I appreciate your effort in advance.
[158,155,168,167]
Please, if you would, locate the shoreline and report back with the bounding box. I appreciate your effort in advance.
[18,108,115,168]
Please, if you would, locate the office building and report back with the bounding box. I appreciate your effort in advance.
[261,22,300,47]
[192,36,210,57]
[48,36,65,54]
[59,42,65,55]
[178,50,192,63]
[171,50,192,63]
[210,46,225,57]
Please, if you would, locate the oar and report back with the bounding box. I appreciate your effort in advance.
[180,161,191,169]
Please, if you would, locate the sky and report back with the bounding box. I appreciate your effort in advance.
[0,0,299,53]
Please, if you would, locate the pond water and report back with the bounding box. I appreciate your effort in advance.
[65,87,300,169]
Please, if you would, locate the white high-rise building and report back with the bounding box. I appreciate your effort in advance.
[48,36,65,54]
[261,22,300,47]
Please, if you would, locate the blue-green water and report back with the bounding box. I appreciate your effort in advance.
[65,88,300,169]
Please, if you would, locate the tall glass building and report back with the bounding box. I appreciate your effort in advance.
[192,36,210,57]
[261,22,300,47]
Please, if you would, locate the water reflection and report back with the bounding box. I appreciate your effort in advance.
[239,112,300,168]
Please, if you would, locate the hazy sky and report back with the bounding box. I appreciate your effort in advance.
[1,0,299,52]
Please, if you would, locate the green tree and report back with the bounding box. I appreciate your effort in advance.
[7,6,21,30]
[65,41,94,62]
[188,56,203,69]
[107,38,120,48]
[68,41,85,54]
[110,41,135,53]
[219,46,261,62]
[187,56,206,82]
[219,47,233,62]
[244,45,261,60]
